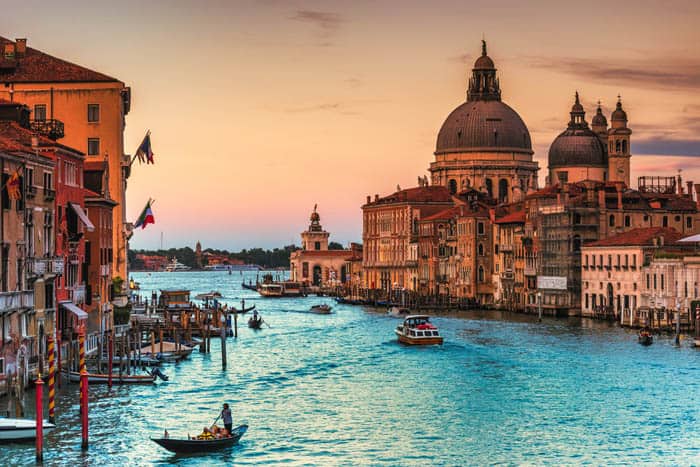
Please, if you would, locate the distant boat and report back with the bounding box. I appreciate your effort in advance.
[163,258,191,272]
[241,282,258,291]
[310,304,332,314]
[62,370,158,384]
[387,306,410,318]
[638,329,653,346]
[204,264,260,272]
[248,315,264,329]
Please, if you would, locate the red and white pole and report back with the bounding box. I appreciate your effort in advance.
[35,374,44,462]
[47,335,56,423]
[80,369,88,450]
[56,330,62,389]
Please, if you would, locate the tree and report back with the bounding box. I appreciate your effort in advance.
[328,241,345,250]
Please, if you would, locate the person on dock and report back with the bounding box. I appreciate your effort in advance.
[221,403,233,433]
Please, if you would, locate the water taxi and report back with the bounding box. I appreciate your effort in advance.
[395,315,443,345]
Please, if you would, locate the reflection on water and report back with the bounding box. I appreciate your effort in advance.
[2,271,700,465]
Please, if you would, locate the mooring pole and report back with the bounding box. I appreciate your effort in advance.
[108,331,113,389]
[35,374,44,462]
[221,324,227,370]
[47,336,55,424]
[233,311,238,339]
[79,326,86,404]
[56,330,62,389]
[80,369,88,450]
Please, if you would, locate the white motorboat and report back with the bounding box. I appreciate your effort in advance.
[0,417,55,442]
[163,258,191,272]
[395,315,444,345]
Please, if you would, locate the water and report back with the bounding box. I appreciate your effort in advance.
[2,271,700,465]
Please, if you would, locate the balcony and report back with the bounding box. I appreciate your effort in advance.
[26,186,37,199]
[500,244,513,252]
[524,266,536,276]
[0,290,34,312]
[30,119,65,140]
[71,285,86,304]
[52,257,65,275]
[26,256,64,277]
[43,187,56,201]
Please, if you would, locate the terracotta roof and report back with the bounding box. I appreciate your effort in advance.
[586,227,682,247]
[0,121,82,155]
[422,207,461,221]
[0,37,119,83]
[83,188,100,197]
[495,210,526,224]
[292,250,354,257]
[366,185,453,206]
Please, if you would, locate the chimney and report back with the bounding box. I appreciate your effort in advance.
[374,194,379,202]
[15,39,26,58]
[366,195,371,204]
[616,185,623,210]
[694,184,700,208]
[687,181,693,198]
[3,43,15,60]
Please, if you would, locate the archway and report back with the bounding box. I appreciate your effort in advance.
[498,178,508,203]
[448,179,458,194]
[485,179,493,199]
[313,265,322,286]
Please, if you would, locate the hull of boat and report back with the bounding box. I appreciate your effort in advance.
[0,419,55,442]
[395,330,443,345]
[638,336,653,346]
[63,371,156,384]
[151,425,248,453]
[248,320,263,329]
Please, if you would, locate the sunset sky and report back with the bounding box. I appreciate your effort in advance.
[3,0,700,250]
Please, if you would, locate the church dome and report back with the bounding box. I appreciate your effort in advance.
[435,40,532,155]
[436,100,532,154]
[611,99,627,122]
[549,92,607,168]
[591,102,607,127]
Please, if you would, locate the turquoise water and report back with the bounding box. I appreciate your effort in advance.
[2,271,700,466]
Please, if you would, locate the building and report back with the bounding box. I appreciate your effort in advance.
[0,101,58,384]
[289,207,356,287]
[0,37,131,283]
[84,159,117,343]
[493,209,526,309]
[430,41,538,201]
[581,227,684,323]
[362,185,453,293]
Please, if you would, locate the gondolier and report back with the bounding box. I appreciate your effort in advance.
[221,403,233,433]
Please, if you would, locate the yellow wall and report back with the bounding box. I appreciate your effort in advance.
[0,82,129,280]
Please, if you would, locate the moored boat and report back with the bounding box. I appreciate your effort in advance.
[310,304,332,314]
[395,315,444,345]
[63,370,158,384]
[259,283,284,297]
[151,424,248,453]
[241,281,258,291]
[248,316,264,329]
[0,418,56,442]
[387,306,410,317]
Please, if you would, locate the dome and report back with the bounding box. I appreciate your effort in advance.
[435,100,532,154]
[591,103,607,127]
[548,127,607,168]
[474,54,495,69]
[611,99,627,121]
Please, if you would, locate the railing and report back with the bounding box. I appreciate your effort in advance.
[500,244,513,252]
[26,256,64,277]
[114,324,130,336]
[52,257,65,275]
[100,264,110,277]
[524,267,536,276]
[26,185,37,198]
[30,119,65,140]
[43,187,56,201]
[71,285,86,304]
[0,290,34,311]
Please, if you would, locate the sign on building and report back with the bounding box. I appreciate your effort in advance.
[537,276,567,290]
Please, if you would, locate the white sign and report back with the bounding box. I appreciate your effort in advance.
[537,276,567,290]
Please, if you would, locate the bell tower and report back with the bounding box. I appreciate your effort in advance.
[300,205,329,251]
[607,96,632,186]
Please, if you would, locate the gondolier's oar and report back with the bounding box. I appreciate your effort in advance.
[264,320,271,329]
[210,412,222,429]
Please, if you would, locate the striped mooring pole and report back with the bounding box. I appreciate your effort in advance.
[47,335,56,424]
[79,326,86,411]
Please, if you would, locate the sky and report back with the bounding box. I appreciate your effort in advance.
[2,0,700,250]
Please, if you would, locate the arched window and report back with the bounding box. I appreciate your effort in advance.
[478,243,484,256]
[448,179,457,194]
[485,179,493,198]
[615,140,621,152]
[621,140,627,153]
[498,178,508,203]
[478,266,484,282]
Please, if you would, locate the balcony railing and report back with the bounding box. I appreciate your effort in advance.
[100,264,110,277]
[500,244,514,252]
[26,256,64,277]
[26,185,37,198]
[71,285,86,304]
[43,187,56,201]
[30,119,65,140]
[524,266,536,276]
[0,290,34,311]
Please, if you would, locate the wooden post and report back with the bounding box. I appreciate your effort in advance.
[47,336,55,423]
[221,325,227,370]
[126,333,131,375]
[159,328,164,355]
[35,374,44,462]
[56,330,62,389]
[151,331,156,357]
[233,311,238,338]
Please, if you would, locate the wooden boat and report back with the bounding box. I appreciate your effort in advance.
[259,283,284,297]
[230,304,256,314]
[395,315,443,345]
[248,316,264,329]
[310,304,332,314]
[151,424,248,453]
[111,355,162,367]
[0,417,55,442]
[638,330,653,346]
[195,291,222,300]
[241,282,258,291]
[63,370,157,384]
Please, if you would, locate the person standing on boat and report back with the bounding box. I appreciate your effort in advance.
[221,403,233,433]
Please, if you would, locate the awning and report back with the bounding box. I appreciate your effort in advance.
[60,301,88,320]
[69,202,95,232]
[678,233,700,242]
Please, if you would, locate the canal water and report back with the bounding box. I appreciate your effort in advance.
[2,271,700,466]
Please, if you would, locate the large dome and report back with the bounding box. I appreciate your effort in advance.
[435,100,533,155]
[549,127,607,168]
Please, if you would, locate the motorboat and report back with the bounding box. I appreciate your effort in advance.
[395,315,443,345]
[0,417,55,442]
[259,283,284,297]
[163,258,192,272]
[310,304,332,314]
[62,370,159,384]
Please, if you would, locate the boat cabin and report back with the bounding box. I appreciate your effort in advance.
[159,289,191,310]
[402,315,440,338]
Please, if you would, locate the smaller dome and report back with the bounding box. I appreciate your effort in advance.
[591,102,607,127]
[571,91,584,113]
[611,98,627,121]
[549,128,607,168]
[473,39,495,69]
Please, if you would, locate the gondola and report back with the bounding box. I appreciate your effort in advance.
[151,424,248,453]
[231,304,256,314]
[248,316,264,329]
[638,330,653,346]
[241,282,258,291]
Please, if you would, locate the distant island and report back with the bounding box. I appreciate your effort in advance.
[128,241,347,271]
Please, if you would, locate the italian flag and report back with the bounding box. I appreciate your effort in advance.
[135,199,155,229]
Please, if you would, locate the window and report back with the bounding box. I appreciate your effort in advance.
[314,241,321,251]
[43,171,52,190]
[688,217,693,229]
[624,215,630,227]
[34,104,47,121]
[478,244,484,256]
[448,179,457,194]
[661,274,664,290]
[632,255,636,269]
[88,138,100,156]
[675,215,681,223]
[477,222,484,235]
[87,104,100,122]
[557,171,568,183]
[478,266,484,282]
[662,216,668,227]
[609,215,615,227]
